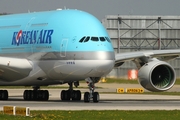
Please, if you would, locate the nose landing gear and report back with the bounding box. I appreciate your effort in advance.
[84,77,100,103]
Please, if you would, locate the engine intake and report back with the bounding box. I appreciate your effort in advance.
[138,60,176,92]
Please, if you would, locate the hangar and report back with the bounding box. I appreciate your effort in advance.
[102,15,180,78]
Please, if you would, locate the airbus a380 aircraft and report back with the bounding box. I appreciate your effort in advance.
[0,9,179,102]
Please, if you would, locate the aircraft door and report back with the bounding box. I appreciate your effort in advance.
[60,38,68,57]
[25,17,35,54]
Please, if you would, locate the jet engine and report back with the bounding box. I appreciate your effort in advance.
[138,60,176,92]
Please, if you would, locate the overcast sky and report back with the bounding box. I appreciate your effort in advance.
[0,0,180,20]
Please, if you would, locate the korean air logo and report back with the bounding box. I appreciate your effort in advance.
[16,30,22,45]
[11,29,54,46]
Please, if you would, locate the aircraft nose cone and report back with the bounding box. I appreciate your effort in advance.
[96,60,114,75]
[95,51,115,75]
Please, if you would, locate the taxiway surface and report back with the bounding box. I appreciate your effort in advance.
[0,85,180,110]
[0,84,180,111]
[1,94,180,110]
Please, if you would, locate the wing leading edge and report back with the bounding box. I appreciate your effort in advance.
[115,49,180,68]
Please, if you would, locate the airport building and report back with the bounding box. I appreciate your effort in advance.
[102,15,180,78]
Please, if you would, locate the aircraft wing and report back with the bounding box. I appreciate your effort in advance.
[0,57,32,82]
[115,49,180,92]
[115,49,180,68]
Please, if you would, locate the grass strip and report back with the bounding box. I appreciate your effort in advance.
[0,110,180,120]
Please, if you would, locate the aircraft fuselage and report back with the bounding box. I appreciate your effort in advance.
[0,9,115,86]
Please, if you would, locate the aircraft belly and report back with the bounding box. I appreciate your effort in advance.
[45,60,114,80]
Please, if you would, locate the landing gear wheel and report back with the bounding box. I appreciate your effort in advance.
[42,90,49,101]
[84,92,90,102]
[0,90,8,100]
[65,90,71,100]
[60,82,82,101]
[61,90,70,101]
[76,90,81,100]
[23,90,28,100]
[31,90,37,100]
[23,90,32,100]
[93,92,99,103]
[72,90,81,101]
[61,90,66,101]
[23,89,49,101]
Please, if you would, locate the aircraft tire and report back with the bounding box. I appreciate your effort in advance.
[76,90,81,100]
[23,90,28,100]
[61,90,65,100]
[42,90,49,101]
[72,90,81,101]
[64,90,70,101]
[93,92,99,103]
[2,90,8,100]
[84,92,90,103]
[0,90,8,100]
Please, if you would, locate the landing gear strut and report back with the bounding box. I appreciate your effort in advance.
[84,77,100,103]
[23,86,49,101]
[61,82,81,101]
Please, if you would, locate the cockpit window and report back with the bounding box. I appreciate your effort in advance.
[79,36,86,42]
[105,37,111,42]
[84,36,90,42]
[79,36,111,43]
[100,37,106,42]
[91,37,99,41]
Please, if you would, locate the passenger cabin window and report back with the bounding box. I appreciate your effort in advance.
[91,37,99,41]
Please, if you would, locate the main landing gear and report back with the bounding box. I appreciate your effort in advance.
[61,82,81,101]
[0,87,49,101]
[23,86,49,101]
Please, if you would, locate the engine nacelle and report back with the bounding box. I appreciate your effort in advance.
[138,60,176,92]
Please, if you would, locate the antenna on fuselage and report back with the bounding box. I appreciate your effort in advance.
[56,8,62,10]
